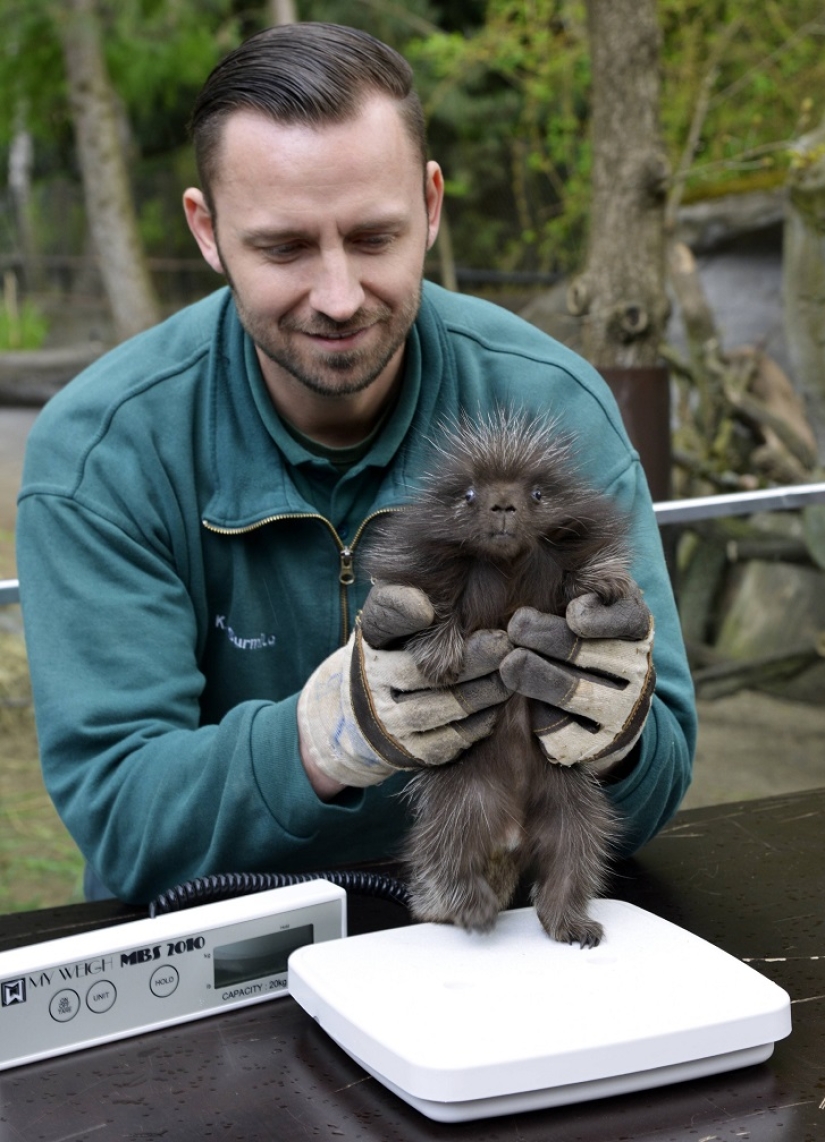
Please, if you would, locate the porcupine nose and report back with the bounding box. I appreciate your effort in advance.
[489,484,519,530]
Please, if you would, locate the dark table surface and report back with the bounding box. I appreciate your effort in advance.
[1,789,824,1141]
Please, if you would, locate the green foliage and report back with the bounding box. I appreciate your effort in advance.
[409,1,591,272]
[0,285,48,350]
[407,0,825,270]
[101,0,241,156]
[659,1,825,201]
[308,0,445,43]
[135,146,200,258]
[3,0,825,282]
[0,0,239,153]
[0,0,70,147]
[0,0,241,277]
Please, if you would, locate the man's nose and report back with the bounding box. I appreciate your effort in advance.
[309,249,366,322]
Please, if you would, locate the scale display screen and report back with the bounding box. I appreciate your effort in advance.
[214,925,314,989]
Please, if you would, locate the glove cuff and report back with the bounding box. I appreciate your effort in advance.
[587,658,656,770]
[529,656,656,769]
[348,625,423,773]
[297,639,399,788]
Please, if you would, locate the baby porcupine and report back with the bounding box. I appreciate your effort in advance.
[361,409,638,946]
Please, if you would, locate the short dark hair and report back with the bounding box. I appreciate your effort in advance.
[191,22,427,209]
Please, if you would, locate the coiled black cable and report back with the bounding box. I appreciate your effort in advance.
[149,869,411,917]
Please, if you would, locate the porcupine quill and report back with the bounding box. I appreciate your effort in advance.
[361,409,638,946]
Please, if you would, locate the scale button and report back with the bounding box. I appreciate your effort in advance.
[150,965,179,998]
[86,981,117,1014]
[49,989,81,1023]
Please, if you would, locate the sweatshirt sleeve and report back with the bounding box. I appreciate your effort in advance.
[15,490,407,904]
[599,461,696,854]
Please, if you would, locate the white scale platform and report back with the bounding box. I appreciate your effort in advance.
[288,899,792,1122]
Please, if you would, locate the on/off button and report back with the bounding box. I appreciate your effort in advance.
[149,965,179,998]
[49,989,81,1023]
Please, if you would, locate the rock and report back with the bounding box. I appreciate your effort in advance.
[713,558,825,701]
[0,344,106,406]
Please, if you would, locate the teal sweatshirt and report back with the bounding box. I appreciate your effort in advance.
[16,282,696,903]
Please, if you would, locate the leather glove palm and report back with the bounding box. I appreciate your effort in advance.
[500,591,655,772]
[298,585,511,788]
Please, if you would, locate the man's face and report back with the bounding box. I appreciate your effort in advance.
[184,98,443,402]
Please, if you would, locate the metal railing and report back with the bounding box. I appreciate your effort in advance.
[2,482,825,610]
[0,579,19,606]
[652,481,825,525]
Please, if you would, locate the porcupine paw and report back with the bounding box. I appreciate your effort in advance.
[452,879,502,934]
[407,625,466,686]
[595,571,637,607]
[536,902,604,949]
[485,849,520,911]
[410,875,501,934]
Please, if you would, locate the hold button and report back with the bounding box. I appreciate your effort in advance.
[150,965,179,998]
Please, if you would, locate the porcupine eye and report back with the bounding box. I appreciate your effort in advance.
[465,488,476,504]
[531,488,542,502]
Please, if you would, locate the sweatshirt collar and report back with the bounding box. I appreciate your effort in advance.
[202,288,439,531]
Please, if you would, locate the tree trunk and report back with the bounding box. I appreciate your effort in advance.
[569,0,669,368]
[56,0,160,342]
[782,114,825,463]
[268,0,297,24]
[435,207,458,292]
[8,120,40,293]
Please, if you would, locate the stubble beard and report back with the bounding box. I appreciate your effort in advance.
[225,268,423,399]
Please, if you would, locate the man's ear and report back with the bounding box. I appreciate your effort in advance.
[424,161,445,251]
[183,188,224,275]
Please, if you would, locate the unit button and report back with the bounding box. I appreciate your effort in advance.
[49,989,81,1023]
[86,981,117,1014]
[149,965,179,998]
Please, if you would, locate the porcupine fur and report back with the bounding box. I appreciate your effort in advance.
[362,409,637,946]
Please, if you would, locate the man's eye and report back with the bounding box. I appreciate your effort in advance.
[265,245,303,261]
[356,234,394,252]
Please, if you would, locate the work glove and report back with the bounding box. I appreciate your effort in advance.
[499,590,655,772]
[297,585,512,788]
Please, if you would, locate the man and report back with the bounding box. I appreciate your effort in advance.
[16,23,695,905]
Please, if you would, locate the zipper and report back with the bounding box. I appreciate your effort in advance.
[340,507,404,637]
[203,507,401,644]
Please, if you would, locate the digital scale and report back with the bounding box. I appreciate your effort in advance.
[289,899,792,1122]
[0,879,345,1071]
[0,887,791,1124]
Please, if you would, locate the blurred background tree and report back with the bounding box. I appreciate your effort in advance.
[412,1,825,273]
[1,0,824,326]
[57,0,161,340]
[0,0,240,337]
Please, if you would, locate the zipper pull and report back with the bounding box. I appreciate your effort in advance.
[339,546,355,586]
